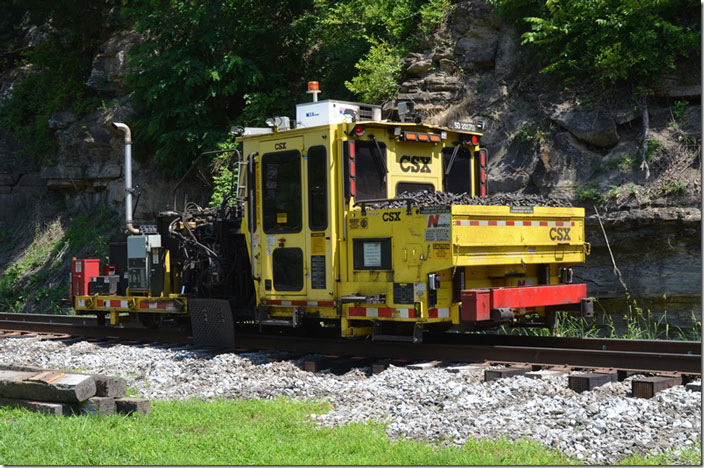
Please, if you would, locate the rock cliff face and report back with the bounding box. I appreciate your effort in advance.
[395,0,701,320]
[0,29,209,226]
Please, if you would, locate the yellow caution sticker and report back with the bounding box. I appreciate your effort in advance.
[311,232,325,255]
[432,243,450,258]
[277,212,288,224]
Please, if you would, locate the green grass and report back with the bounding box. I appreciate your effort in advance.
[619,444,702,465]
[0,398,576,465]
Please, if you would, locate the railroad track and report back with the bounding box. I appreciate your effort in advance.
[0,312,700,375]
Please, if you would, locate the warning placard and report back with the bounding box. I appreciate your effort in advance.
[425,214,451,242]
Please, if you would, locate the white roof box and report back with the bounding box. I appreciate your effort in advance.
[296,100,382,128]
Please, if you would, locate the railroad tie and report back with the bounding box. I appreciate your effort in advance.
[568,371,618,393]
[632,374,683,399]
[484,365,532,382]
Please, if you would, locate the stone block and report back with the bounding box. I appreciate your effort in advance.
[0,370,96,403]
[93,375,127,398]
[0,397,65,416]
[77,396,116,416]
[115,398,150,415]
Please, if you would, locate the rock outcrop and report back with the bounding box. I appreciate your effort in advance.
[396,0,701,317]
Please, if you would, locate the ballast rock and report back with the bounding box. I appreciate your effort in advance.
[369,191,573,209]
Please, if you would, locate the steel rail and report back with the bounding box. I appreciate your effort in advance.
[0,320,189,343]
[0,313,700,374]
[426,333,700,355]
[234,334,701,374]
[0,313,98,325]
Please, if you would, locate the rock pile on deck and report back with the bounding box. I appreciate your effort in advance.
[0,365,150,417]
[371,191,574,209]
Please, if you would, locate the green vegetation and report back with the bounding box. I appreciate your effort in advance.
[660,178,686,196]
[503,296,701,342]
[614,154,637,171]
[0,398,575,465]
[573,182,602,204]
[672,100,689,121]
[0,205,118,314]
[489,0,700,89]
[605,185,621,200]
[619,445,701,466]
[125,0,453,175]
[518,123,546,147]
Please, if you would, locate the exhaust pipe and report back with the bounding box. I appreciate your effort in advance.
[112,122,139,235]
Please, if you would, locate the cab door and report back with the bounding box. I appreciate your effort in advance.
[259,137,307,296]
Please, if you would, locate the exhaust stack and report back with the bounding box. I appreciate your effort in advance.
[112,122,139,235]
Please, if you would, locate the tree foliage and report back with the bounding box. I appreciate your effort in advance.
[125,0,453,175]
[489,0,700,88]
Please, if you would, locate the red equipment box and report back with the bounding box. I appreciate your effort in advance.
[70,257,101,298]
[460,289,491,321]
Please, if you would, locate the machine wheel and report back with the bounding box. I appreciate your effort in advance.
[139,313,163,329]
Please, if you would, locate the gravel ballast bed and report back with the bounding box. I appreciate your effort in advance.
[0,338,700,463]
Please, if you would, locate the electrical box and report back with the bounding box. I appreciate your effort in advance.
[127,235,162,293]
[70,258,101,298]
[88,275,120,295]
[295,100,381,128]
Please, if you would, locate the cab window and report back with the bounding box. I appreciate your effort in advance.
[262,150,301,233]
[442,146,472,194]
[355,141,387,200]
[307,145,328,231]
[396,182,434,195]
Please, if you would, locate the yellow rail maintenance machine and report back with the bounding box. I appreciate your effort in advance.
[72,82,592,346]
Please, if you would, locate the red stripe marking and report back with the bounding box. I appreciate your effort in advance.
[139,301,147,308]
[379,308,393,318]
[488,220,497,226]
[158,302,166,309]
[469,220,479,226]
[455,221,462,226]
[318,301,335,307]
[539,221,548,226]
[428,308,438,318]
[349,307,365,317]
[267,300,281,305]
[292,301,307,306]
[506,220,515,226]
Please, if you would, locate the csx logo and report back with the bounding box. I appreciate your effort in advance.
[549,227,571,241]
[274,142,287,150]
[382,212,401,222]
[400,155,431,173]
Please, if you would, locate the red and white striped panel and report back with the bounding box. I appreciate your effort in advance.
[454,220,575,227]
[96,299,129,309]
[348,307,418,319]
[264,300,336,307]
[428,307,450,319]
[139,301,166,310]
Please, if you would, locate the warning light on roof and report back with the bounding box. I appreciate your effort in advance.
[307,81,321,102]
